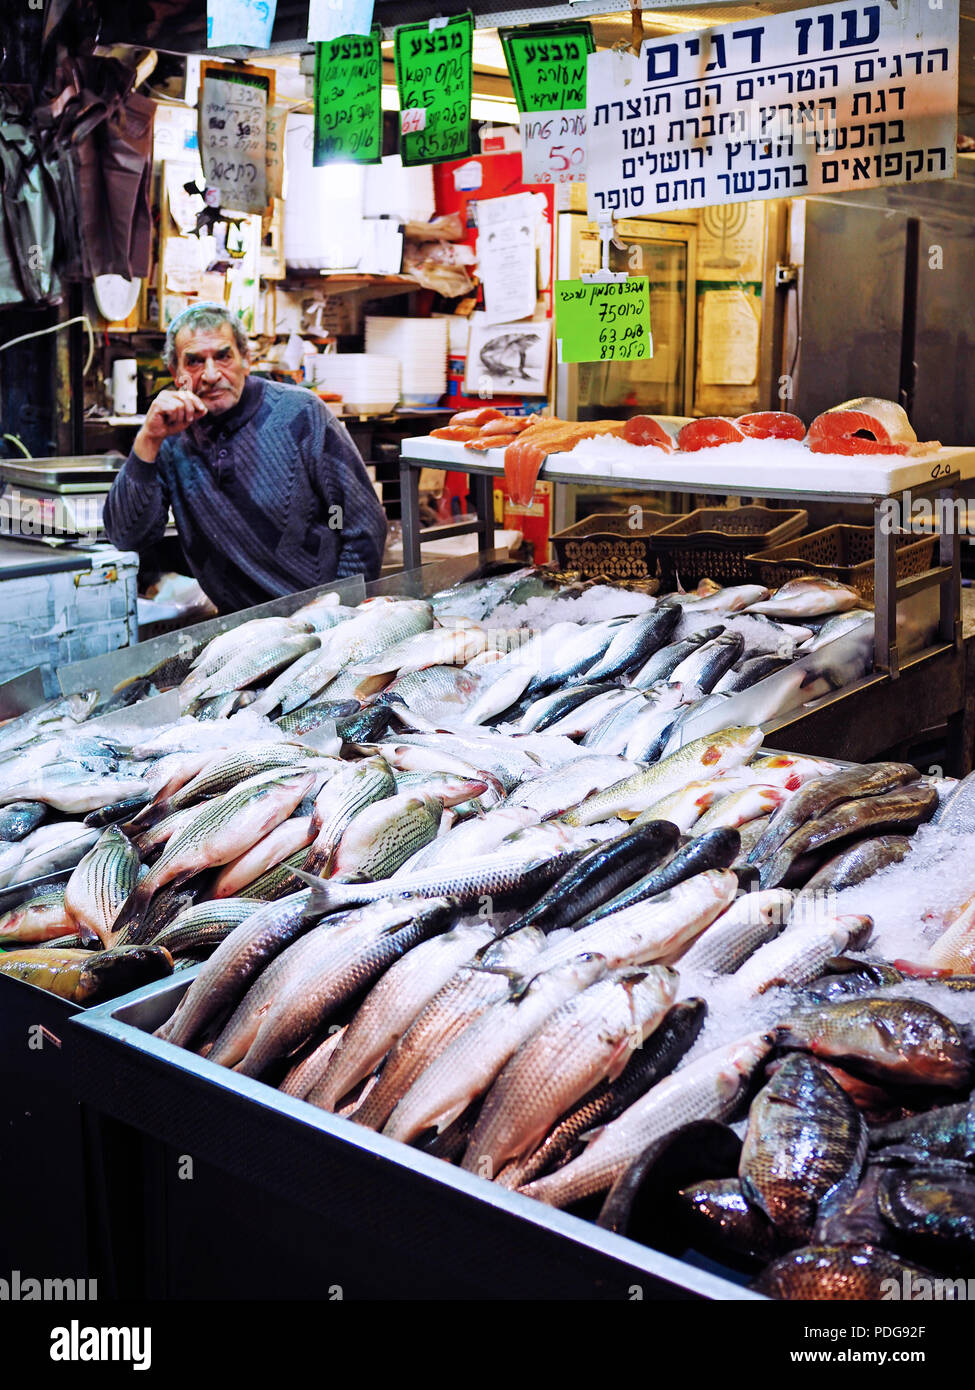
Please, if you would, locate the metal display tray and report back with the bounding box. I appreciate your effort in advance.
[70,972,761,1301]
[0,456,123,490]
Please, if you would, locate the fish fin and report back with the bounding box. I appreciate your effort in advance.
[605,1038,634,1084]
[739,1172,774,1223]
[468,962,532,997]
[892,958,950,978]
[578,1124,606,1146]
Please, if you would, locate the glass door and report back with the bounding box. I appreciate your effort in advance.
[556,215,696,422]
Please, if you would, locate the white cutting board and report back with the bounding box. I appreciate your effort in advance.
[401,436,975,498]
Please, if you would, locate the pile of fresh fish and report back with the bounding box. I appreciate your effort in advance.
[2,567,971,1300]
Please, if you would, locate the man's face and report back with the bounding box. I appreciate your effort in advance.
[173,323,250,414]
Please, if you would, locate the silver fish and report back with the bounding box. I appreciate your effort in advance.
[310,922,497,1111]
[520,1032,771,1208]
[383,952,610,1144]
[461,965,679,1178]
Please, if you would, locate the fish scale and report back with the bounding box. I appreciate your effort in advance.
[461,966,679,1178]
[63,827,141,948]
[114,770,315,941]
[233,898,457,1079]
[383,952,610,1145]
[311,922,496,1112]
[302,757,396,875]
[496,998,707,1191]
[189,633,321,703]
[331,792,443,881]
[522,1032,772,1208]
[150,898,263,955]
[351,926,548,1131]
[559,726,764,827]
[739,1054,867,1240]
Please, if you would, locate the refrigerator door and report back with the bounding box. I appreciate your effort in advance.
[794,199,908,422]
[556,214,696,420]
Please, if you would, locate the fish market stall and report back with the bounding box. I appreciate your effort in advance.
[2,559,974,1298]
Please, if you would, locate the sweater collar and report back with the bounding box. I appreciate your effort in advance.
[193,375,264,445]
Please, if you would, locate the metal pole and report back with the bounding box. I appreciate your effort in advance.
[398,457,422,571]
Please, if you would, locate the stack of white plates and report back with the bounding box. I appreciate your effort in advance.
[365,317,447,405]
[312,354,401,415]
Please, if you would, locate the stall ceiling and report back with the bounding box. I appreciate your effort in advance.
[95,0,975,126]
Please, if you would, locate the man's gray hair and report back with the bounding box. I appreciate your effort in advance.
[164,303,249,370]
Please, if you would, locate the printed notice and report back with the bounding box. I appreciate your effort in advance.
[479,209,537,324]
[500,22,594,113]
[200,68,269,214]
[586,0,959,215]
[701,289,760,385]
[521,110,588,185]
[555,277,652,364]
[394,13,474,166]
[314,27,383,165]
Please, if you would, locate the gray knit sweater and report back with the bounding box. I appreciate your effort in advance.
[103,377,388,613]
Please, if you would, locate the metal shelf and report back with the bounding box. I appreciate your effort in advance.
[398,439,963,683]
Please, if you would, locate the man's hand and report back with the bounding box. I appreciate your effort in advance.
[133,388,208,463]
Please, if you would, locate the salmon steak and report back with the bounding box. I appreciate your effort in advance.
[621,416,675,451]
[677,418,746,450]
[737,412,806,441]
[807,398,940,455]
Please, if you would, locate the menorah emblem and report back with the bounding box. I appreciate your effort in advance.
[702,204,748,269]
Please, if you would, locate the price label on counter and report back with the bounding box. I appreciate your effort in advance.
[313,26,383,165]
[394,13,474,166]
[500,22,594,113]
[554,278,653,364]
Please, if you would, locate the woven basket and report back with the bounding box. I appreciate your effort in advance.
[746,524,939,602]
[550,511,676,580]
[652,506,808,590]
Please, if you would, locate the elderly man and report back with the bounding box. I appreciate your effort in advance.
[103,303,388,613]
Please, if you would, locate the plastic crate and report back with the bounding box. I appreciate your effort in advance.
[745,524,939,602]
[550,511,676,580]
[652,506,808,590]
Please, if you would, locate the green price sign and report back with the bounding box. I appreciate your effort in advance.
[394,13,474,167]
[499,22,594,114]
[555,278,653,364]
[314,26,383,166]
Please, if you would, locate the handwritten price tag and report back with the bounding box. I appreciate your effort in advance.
[394,12,473,166]
[520,110,588,184]
[401,108,427,134]
[555,278,653,364]
[314,26,383,165]
[500,22,594,113]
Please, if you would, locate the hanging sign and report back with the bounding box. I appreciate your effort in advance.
[313,26,383,165]
[586,0,958,216]
[521,111,588,185]
[500,22,594,113]
[199,62,274,215]
[394,13,474,166]
[307,0,374,43]
[554,278,652,364]
[207,0,277,49]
